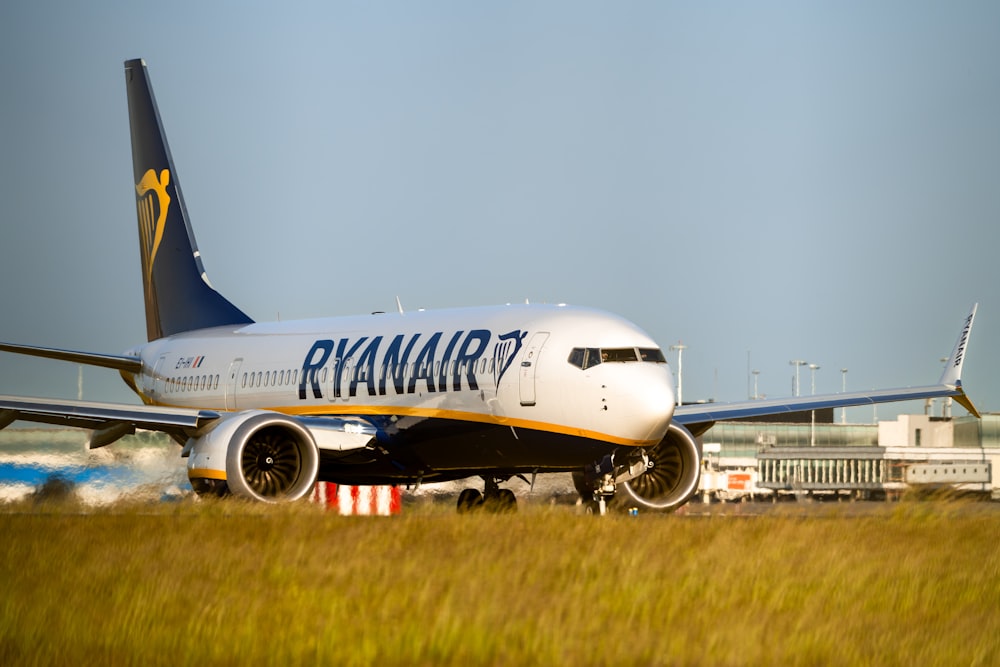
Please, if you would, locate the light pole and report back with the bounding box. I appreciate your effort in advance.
[670,342,687,406]
[940,356,952,418]
[789,360,808,397]
[809,364,820,447]
[752,369,760,400]
[840,368,848,424]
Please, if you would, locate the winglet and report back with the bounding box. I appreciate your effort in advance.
[938,303,980,417]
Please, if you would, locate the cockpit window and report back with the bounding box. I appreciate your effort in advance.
[567,347,603,370]
[639,348,667,363]
[568,346,667,369]
[601,348,638,363]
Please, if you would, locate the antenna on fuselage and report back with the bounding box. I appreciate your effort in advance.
[396,296,405,314]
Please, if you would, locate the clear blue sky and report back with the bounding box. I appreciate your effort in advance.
[1,1,998,422]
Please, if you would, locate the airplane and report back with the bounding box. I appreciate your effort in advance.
[0,59,981,514]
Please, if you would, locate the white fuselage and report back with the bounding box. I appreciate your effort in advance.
[127,304,676,454]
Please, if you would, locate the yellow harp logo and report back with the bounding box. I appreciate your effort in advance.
[135,169,171,287]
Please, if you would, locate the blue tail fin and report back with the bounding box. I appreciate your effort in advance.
[124,59,254,341]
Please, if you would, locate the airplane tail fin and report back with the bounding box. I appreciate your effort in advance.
[124,59,254,341]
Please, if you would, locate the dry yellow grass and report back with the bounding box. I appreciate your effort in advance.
[1,499,999,666]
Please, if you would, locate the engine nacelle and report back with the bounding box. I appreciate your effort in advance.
[620,422,702,511]
[186,411,320,502]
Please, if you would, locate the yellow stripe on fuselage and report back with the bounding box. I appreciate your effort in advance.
[151,399,657,447]
[276,404,653,447]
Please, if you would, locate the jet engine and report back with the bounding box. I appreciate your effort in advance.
[185,411,320,502]
[619,422,702,511]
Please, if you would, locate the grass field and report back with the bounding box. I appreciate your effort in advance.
[2,498,999,666]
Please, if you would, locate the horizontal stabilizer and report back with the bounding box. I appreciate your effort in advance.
[0,342,142,373]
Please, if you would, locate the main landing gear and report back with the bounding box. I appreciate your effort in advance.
[456,477,518,514]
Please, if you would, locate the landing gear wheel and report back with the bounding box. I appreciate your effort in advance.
[493,488,517,514]
[457,488,484,513]
[584,496,610,516]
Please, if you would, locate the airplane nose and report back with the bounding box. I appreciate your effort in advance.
[618,366,675,442]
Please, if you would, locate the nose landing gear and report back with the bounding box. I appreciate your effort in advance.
[574,449,654,515]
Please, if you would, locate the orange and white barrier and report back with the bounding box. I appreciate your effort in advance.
[310,482,402,516]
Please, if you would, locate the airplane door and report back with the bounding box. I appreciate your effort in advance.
[226,358,243,410]
[144,355,167,400]
[519,332,549,406]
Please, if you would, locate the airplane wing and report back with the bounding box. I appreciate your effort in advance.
[674,303,979,431]
[0,395,220,448]
[0,395,380,452]
[0,342,193,446]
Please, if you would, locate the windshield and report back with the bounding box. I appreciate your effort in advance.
[567,346,667,370]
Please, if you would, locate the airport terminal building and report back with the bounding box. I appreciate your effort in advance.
[699,409,1000,501]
